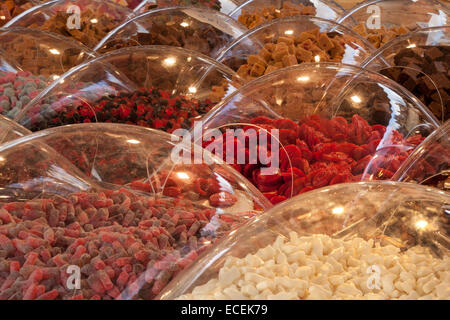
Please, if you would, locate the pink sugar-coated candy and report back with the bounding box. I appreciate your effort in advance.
[0,188,237,300]
[10,261,20,273]
[28,268,44,283]
[23,283,38,300]
[16,71,31,77]
[37,289,59,300]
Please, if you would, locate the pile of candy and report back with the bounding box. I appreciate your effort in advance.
[0,188,241,300]
[0,71,50,119]
[235,28,348,81]
[237,2,316,29]
[203,114,424,204]
[24,88,216,133]
[380,45,449,121]
[177,233,450,300]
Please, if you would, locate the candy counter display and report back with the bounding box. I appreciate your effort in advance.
[133,0,243,14]
[0,123,271,300]
[0,0,36,27]
[14,45,243,132]
[393,121,450,191]
[0,28,96,120]
[229,0,346,29]
[338,0,449,49]
[0,28,95,77]
[363,26,449,122]
[4,0,133,49]
[160,181,450,300]
[216,16,375,82]
[196,63,439,204]
[94,6,247,58]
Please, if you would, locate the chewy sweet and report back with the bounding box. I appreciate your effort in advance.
[0,71,50,120]
[0,189,242,300]
[238,2,316,29]
[235,28,348,81]
[352,23,410,49]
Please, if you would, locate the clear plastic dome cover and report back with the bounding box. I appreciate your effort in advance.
[338,0,449,49]
[133,0,244,14]
[5,0,133,48]
[160,181,450,300]
[14,45,243,132]
[216,15,376,82]
[0,27,95,77]
[0,49,22,74]
[0,122,270,300]
[393,121,450,191]
[0,114,30,144]
[195,63,439,204]
[0,0,36,27]
[94,6,248,58]
[0,28,96,120]
[229,0,346,29]
[362,26,449,123]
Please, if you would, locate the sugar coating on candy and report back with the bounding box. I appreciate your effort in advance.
[238,2,316,29]
[203,114,424,204]
[177,233,450,300]
[26,88,215,133]
[0,71,50,119]
[0,189,243,300]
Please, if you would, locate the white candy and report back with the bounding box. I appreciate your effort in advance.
[177,234,449,300]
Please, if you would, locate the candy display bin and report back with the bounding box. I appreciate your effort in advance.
[0,28,95,77]
[7,51,136,128]
[362,26,450,122]
[0,0,36,27]
[14,45,243,132]
[0,122,271,300]
[159,181,450,300]
[215,15,376,82]
[196,63,439,204]
[229,0,346,29]
[133,0,244,14]
[338,0,449,49]
[4,0,133,48]
[393,121,450,191]
[0,28,96,120]
[94,6,247,58]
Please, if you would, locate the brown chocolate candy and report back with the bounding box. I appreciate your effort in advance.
[381,45,450,121]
